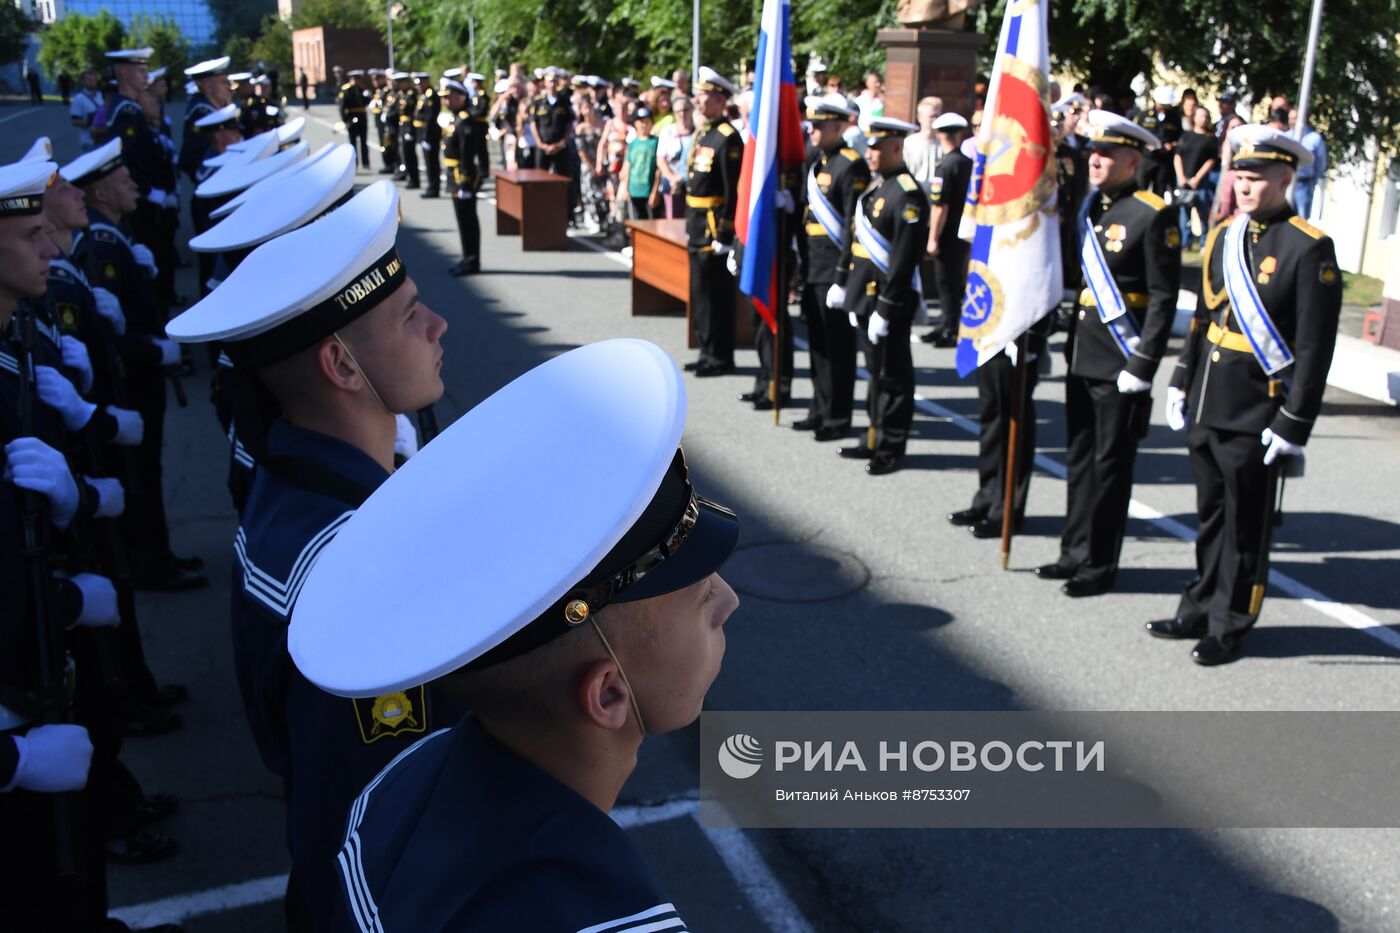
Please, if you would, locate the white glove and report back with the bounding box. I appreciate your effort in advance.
[1115,369,1152,394]
[848,310,858,329]
[107,406,143,446]
[394,413,419,460]
[152,337,181,366]
[35,366,97,432]
[83,476,125,519]
[130,243,158,278]
[826,283,846,310]
[725,249,739,277]
[71,572,119,627]
[146,187,169,206]
[8,724,92,793]
[867,311,890,346]
[1165,387,1188,432]
[710,240,731,256]
[775,189,796,213]
[59,336,93,395]
[91,287,126,335]
[162,191,178,210]
[4,438,80,530]
[1261,427,1303,466]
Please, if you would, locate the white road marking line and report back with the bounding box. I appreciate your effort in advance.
[109,872,289,926]
[696,810,816,933]
[612,796,700,828]
[0,107,42,125]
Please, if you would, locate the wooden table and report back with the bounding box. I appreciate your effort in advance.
[492,169,570,250]
[626,219,754,350]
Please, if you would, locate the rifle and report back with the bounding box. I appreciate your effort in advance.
[1248,458,1287,617]
[13,308,81,880]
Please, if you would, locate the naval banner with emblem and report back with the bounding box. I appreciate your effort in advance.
[955,0,1062,377]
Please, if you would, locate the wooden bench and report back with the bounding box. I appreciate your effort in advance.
[626,218,755,350]
[493,169,570,250]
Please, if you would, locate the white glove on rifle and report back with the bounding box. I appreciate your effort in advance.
[1260,427,1303,466]
[848,310,858,329]
[775,189,796,213]
[4,437,79,530]
[146,187,169,206]
[1165,387,1188,432]
[91,287,126,335]
[867,311,890,346]
[83,476,125,519]
[130,243,158,278]
[826,283,846,310]
[394,413,419,460]
[1116,369,1151,394]
[107,406,143,446]
[71,572,119,627]
[6,725,92,793]
[709,240,731,256]
[59,336,93,394]
[152,337,181,367]
[725,249,739,277]
[34,366,96,432]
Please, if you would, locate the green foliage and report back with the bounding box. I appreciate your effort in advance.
[207,0,276,48]
[36,10,126,78]
[290,0,379,31]
[792,0,899,84]
[251,15,294,81]
[0,2,36,67]
[129,14,191,79]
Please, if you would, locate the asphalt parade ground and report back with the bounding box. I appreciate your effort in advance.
[5,101,1400,932]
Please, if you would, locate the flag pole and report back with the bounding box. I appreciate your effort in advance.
[1000,332,1029,570]
[772,186,786,425]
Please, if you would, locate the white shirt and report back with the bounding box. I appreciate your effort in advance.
[70,89,102,150]
[903,133,945,192]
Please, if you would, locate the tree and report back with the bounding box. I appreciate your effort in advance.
[251,15,293,83]
[207,0,276,48]
[36,10,126,78]
[0,3,36,68]
[290,0,378,31]
[129,14,191,79]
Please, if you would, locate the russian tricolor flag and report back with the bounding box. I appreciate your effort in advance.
[735,0,806,333]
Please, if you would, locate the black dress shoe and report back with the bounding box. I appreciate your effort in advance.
[169,553,203,572]
[918,329,942,344]
[1034,560,1077,580]
[738,390,764,403]
[133,566,209,592]
[420,190,440,198]
[968,519,1003,539]
[448,260,480,277]
[1061,576,1110,598]
[751,395,791,411]
[813,425,848,442]
[405,182,421,189]
[683,360,702,372]
[866,454,901,475]
[838,444,874,460]
[946,508,987,527]
[378,167,394,174]
[932,332,960,348]
[1191,633,1242,666]
[791,417,820,431]
[693,361,734,378]
[106,830,179,865]
[1145,617,1208,640]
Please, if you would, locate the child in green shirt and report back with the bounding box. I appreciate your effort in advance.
[619,107,661,219]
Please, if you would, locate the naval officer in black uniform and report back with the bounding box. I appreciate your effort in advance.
[413,73,442,197]
[793,95,868,440]
[838,116,928,476]
[683,66,744,377]
[338,69,372,169]
[287,338,740,933]
[1147,125,1342,665]
[168,180,457,925]
[1035,110,1181,596]
[441,78,482,277]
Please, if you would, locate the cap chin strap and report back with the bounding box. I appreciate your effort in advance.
[589,619,647,737]
[332,332,390,414]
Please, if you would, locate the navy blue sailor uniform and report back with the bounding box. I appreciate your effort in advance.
[333,716,688,933]
[106,92,167,287]
[928,145,973,342]
[1053,183,1180,588]
[443,104,482,270]
[234,420,463,922]
[1167,208,1341,636]
[179,91,215,184]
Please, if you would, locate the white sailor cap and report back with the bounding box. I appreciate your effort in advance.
[932,112,969,131]
[441,79,468,96]
[586,75,609,90]
[0,159,56,217]
[194,103,240,131]
[804,94,857,122]
[442,67,463,78]
[864,115,919,145]
[186,56,231,79]
[252,74,271,86]
[695,66,737,97]
[278,116,306,147]
[211,142,342,220]
[651,76,678,90]
[21,137,53,162]
[1078,109,1161,151]
[493,79,510,94]
[288,338,741,698]
[545,66,572,79]
[105,48,153,64]
[620,76,639,89]
[190,144,356,253]
[201,126,280,171]
[169,181,405,369]
[465,72,485,84]
[59,137,124,187]
[411,71,429,80]
[197,140,308,199]
[228,72,253,83]
[147,67,168,82]
[390,71,410,81]
[1052,92,1087,115]
[367,68,384,77]
[346,69,365,77]
[533,67,546,80]
[1228,123,1312,170]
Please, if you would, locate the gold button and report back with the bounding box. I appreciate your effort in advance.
[1078,309,1085,320]
[564,600,590,625]
[1211,350,1221,362]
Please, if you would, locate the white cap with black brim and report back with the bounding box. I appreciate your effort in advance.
[59,138,124,187]
[0,159,57,217]
[211,142,343,219]
[197,140,308,199]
